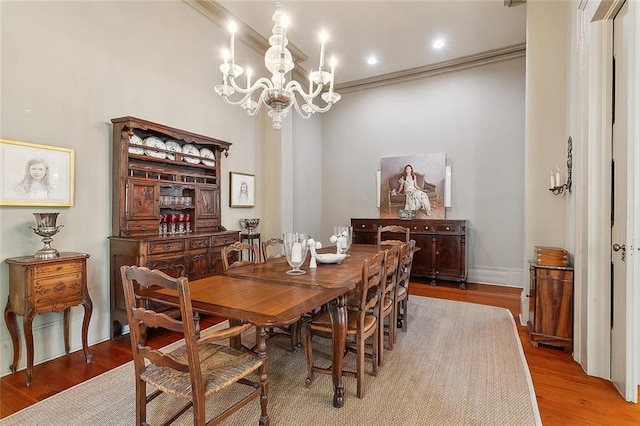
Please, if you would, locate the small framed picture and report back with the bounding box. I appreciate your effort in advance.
[0,139,75,206]
[229,172,255,208]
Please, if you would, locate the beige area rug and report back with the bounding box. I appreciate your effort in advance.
[1,296,541,425]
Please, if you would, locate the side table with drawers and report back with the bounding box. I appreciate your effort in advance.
[4,252,93,386]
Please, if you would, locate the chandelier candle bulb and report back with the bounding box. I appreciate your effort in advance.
[549,171,555,189]
[555,166,561,187]
[319,31,327,69]
[246,67,252,88]
[229,21,237,63]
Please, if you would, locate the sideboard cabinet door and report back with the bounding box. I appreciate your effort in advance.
[527,261,574,352]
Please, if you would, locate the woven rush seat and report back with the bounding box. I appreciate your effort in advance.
[302,309,377,336]
[141,342,263,398]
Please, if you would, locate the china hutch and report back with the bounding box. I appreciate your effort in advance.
[109,116,238,338]
[351,218,468,289]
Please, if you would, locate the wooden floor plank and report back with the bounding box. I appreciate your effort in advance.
[1,283,638,424]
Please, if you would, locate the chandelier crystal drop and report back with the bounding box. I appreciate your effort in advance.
[213,1,341,130]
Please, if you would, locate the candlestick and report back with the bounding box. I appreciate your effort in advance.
[555,166,561,187]
[549,171,555,189]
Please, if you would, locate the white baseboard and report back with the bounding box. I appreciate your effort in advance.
[0,308,112,378]
[467,266,525,288]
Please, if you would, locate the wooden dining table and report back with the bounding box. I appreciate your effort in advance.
[141,244,382,408]
[224,244,381,407]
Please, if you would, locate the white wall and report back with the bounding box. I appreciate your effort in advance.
[521,0,573,325]
[0,1,263,375]
[315,58,526,286]
[292,114,323,239]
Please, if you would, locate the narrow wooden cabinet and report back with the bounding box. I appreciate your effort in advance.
[109,116,238,338]
[4,253,93,386]
[351,218,468,289]
[527,261,574,352]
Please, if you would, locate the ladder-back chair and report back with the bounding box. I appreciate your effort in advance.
[120,265,268,425]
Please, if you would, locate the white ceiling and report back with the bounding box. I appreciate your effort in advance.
[212,0,527,89]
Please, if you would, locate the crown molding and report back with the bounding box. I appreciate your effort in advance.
[186,1,525,95]
[336,43,526,94]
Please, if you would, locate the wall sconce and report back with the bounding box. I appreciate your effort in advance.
[549,136,573,195]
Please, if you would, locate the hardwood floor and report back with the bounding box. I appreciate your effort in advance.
[2,280,639,424]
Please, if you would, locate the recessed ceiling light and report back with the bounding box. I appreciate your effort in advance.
[367,56,378,65]
[433,39,445,49]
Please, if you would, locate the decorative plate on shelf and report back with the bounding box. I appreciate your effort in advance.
[128,134,144,155]
[165,140,182,160]
[316,253,347,264]
[200,147,215,167]
[144,136,166,159]
[182,144,201,164]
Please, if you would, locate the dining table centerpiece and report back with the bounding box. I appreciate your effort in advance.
[307,238,323,268]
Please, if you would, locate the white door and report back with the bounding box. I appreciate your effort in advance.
[610,0,635,402]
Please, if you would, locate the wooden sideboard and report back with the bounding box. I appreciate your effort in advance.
[4,252,93,386]
[351,218,468,289]
[527,261,574,352]
[109,117,238,338]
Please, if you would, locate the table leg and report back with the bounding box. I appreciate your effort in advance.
[328,294,347,408]
[4,299,19,374]
[229,319,242,350]
[63,308,71,355]
[81,293,94,363]
[23,308,36,386]
[256,327,269,426]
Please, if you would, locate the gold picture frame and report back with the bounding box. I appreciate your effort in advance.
[0,139,75,206]
[229,171,255,208]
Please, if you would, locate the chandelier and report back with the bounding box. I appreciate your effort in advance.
[214,1,341,130]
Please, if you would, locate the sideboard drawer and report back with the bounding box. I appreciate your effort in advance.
[351,220,378,232]
[434,223,462,233]
[33,272,84,312]
[125,220,159,236]
[189,236,210,249]
[211,234,238,247]
[33,260,83,278]
[148,240,186,254]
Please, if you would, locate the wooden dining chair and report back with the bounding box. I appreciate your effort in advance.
[120,265,268,426]
[222,241,260,271]
[261,237,284,262]
[223,240,299,351]
[378,244,401,366]
[394,240,417,338]
[377,225,410,245]
[302,250,386,399]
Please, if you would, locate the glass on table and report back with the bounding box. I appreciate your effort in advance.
[283,232,309,275]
